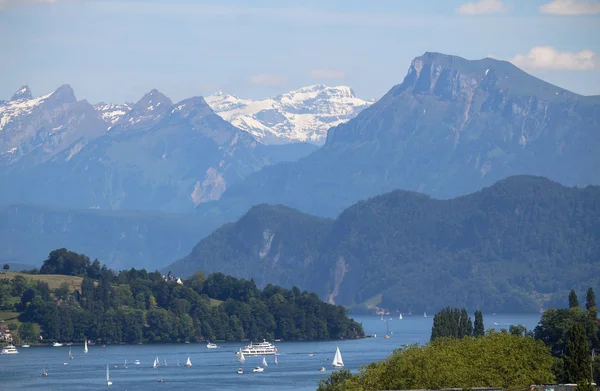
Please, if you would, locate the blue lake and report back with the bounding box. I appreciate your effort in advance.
[0,313,541,390]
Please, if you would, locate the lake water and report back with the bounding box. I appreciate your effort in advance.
[0,313,541,390]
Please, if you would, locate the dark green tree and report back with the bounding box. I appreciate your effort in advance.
[565,322,591,383]
[3,263,9,271]
[474,310,484,337]
[585,287,597,319]
[18,322,36,342]
[569,290,580,309]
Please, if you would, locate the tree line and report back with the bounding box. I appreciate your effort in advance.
[0,249,364,344]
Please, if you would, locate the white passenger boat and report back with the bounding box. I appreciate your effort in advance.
[206,342,217,349]
[52,342,63,347]
[236,340,278,356]
[1,344,18,354]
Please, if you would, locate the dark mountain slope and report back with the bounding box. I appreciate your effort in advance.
[219,52,600,217]
[168,176,600,312]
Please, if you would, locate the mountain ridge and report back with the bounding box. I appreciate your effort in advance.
[167,175,600,313]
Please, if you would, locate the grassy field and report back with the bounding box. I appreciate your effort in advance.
[1,271,83,291]
[0,310,21,329]
[209,298,223,307]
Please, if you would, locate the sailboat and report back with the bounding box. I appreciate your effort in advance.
[262,357,268,367]
[153,357,159,368]
[177,356,180,367]
[380,313,384,321]
[69,347,74,360]
[124,359,127,369]
[236,349,245,363]
[163,358,167,367]
[42,360,48,377]
[332,347,344,368]
[399,313,403,320]
[274,355,278,364]
[185,356,192,367]
[106,364,112,386]
[384,321,391,339]
[156,365,163,383]
[84,339,88,353]
[424,311,427,318]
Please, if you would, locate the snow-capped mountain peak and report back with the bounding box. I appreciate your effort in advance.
[10,85,32,101]
[205,84,374,145]
[94,102,132,125]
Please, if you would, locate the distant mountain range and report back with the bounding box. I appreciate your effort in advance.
[0,204,217,271]
[204,85,374,145]
[218,52,600,217]
[167,175,600,313]
[0,86,316,211]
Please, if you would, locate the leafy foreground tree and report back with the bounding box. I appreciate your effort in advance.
[565,322,592,383]
[319,332,555,391]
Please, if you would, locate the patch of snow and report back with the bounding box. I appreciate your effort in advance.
[6,147,17,154]
[93,102,132,125]
[205,84,374,144]
[0,90,54,132]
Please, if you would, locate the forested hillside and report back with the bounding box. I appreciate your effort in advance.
[168,175,600,313]
[0,249,363,344]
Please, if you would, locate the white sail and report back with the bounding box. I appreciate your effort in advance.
[424,311,427,318]
[163,359,167,367]
[185,356,192,367]
[69,347,73,359]
[124,359,127,368]
[262,357,268,367]
[332,347,344,368]
[237,349,245,362]
[399,313,403,320]
[153,357,158,368]
[84,339,88,353]
[274,355,278,364]
[106,364,112,386]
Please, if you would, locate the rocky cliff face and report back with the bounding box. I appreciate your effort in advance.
[220,52,600,217]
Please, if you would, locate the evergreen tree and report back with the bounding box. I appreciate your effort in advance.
[569,290,580,309]
[585,287,597,317]
[565,322,591,383]
[474,310,484,337]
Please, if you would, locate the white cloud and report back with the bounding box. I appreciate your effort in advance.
[249,74,287,88]
[511,46,599,71]
[308,69,346,80]
[456,0,506,14]
[540,0,600,15]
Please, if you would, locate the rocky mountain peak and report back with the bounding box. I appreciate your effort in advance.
[49,84,77,105]
[134,89,172,111]
[170,96,213,120]
[10,85,32,101]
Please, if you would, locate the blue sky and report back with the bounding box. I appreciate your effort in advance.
[1,0,599,103]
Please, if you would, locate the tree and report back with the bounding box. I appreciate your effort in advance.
[317,369,353,391]
[18,322,36,342]
[474,310,484,337]
[565,322,591,383]
[569,290,580,309]
[586,287,597,318]
[3,263,9,271]
[337,332,555,390]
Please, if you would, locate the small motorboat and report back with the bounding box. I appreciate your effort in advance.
[320,367,326,372]
[21,344,30,348]
[252,366,264,373]
[52,342,63,347]
[237,368,243,374]
[308,353,316,357]
[134,360,141,365]
[206,342,217,349]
